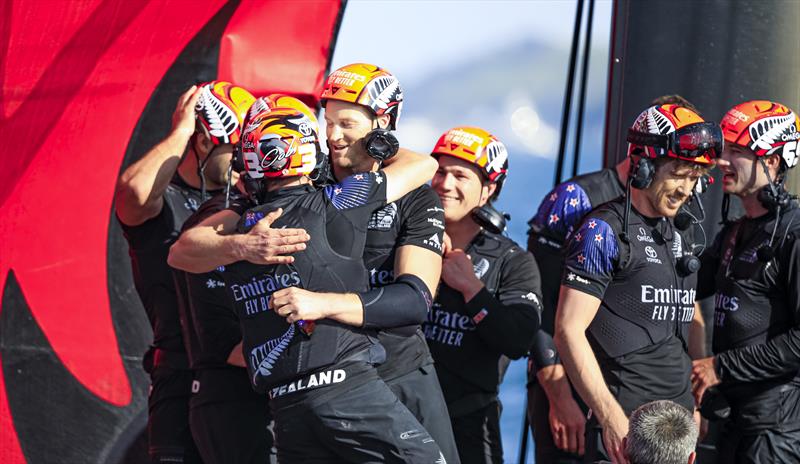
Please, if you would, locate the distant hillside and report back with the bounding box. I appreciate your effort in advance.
[395,39,610,244]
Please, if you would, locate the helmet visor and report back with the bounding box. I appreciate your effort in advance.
[671,122,723,159]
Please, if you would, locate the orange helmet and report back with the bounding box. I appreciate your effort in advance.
[720,100,800,169]
[195,81,256,145]
[241,108,319,180]
[626,104,718,165]
[320,63,403,130]
[431,126,508,183]
[246,94,319,136]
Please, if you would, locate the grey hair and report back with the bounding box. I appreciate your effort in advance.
[626,400,698,464]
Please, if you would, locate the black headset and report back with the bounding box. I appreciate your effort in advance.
[471,204,510,235]
[362,128,399,162]
[755,158,796,262]
[629,155,657,189]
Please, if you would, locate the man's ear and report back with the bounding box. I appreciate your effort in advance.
[479,182,497,206]
[687,450,696,464]
[376,114,391,130]
[766,153,782,176]
[621,436,629,459]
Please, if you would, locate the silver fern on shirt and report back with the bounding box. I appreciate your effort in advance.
[250,324,296,383]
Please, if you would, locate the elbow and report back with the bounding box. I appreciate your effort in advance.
[114,177,147,210]
[166,242,185,270]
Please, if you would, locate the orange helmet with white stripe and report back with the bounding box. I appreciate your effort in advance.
[720,100,800,169]
[320,63,403,130]
[431,126,508,184]
[195,81,256,145]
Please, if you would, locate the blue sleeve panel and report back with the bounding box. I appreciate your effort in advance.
[529,181,594,245]
[359,273,432,330]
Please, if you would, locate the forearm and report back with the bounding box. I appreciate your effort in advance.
[536,364,573,403]
[555,328,624,424]
[360,274,432,329]
[227,342,246,367]
[689,302,707,360]
[464,288,539,358]
[716,326,800,383]
[320,293,364,326]
[530,329,561,372]
[116,130,190,217]
[169,226,244,273]
[382,148,438,203]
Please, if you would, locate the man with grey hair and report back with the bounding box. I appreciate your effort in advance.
[624,400,697,464]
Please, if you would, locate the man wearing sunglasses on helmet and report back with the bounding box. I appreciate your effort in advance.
[525,95,710,462]
[554,104,719,464]
[693,100,800,463]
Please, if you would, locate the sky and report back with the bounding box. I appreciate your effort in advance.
[331,0,613,462]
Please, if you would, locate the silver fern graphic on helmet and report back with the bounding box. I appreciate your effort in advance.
[748,113,796,154]
[644,106,675,135]
[246,97,272,122]
[484,140,508,176]
[367,75,403,113]
[250,324,296,383]
[197,85,239,143]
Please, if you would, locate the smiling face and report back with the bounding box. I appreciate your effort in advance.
[323,100,390,175]
[432,155,496,223]
[641,158,707,218]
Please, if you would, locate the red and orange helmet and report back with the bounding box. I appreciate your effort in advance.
[241,108,319,180]
[720,100,800,169]
[195,81,256,145]
[320,63,403,130]
[246,94,319,135]
[431,126,508,183]
[626,104,719,165]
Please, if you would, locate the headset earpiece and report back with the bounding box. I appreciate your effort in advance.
[471,204,509,234]
[363,128,399,162]
[630,156,655,189]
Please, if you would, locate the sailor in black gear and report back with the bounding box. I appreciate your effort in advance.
[693,100,800,463]
[526,95,708,462]
[554,103,718,464]
[424,127,542,464]
[115,83,256,463]
[525,164,624,462]
[172,188,279,464]
[220,107,443,463]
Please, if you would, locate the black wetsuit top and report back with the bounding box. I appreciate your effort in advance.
[527,168,625,373]
[173,191,251,370]
[120,175,209,364]
[221,173,388,395]
[425,231,542,416]
[362,186,445,381]
[698,203,800,430]
[562,199,697,414]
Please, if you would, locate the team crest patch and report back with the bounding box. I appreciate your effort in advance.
[368,202,398,230]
